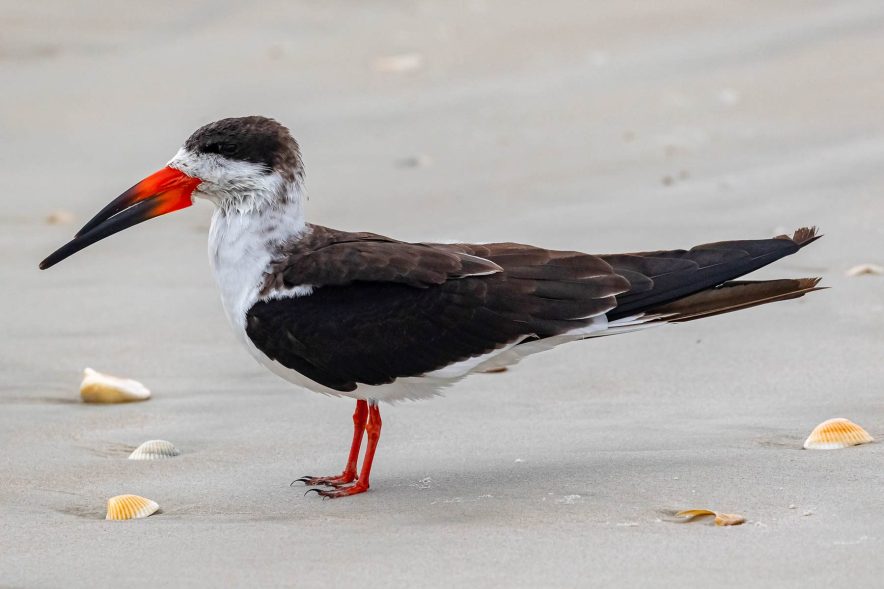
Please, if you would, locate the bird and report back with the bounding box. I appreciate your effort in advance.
[40,116,823,498]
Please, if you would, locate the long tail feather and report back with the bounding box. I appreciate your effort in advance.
[646,277,824,323]
[605,227,822,320]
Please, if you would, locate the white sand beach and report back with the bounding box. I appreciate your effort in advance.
[2,1,883,586]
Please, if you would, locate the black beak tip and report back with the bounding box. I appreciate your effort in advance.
[39,255,57,270]
[39,241,76,270]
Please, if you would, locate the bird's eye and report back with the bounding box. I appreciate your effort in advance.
[205,142,238,157]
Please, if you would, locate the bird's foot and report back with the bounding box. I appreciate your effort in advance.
[294,472,357,488]
[305,481,370,499]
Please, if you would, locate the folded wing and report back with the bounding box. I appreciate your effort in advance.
[245,225,821,392]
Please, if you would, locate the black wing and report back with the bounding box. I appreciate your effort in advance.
[246,226,628,392]
[246,226,821,392]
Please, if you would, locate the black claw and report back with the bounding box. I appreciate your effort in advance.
[304,488,322,497]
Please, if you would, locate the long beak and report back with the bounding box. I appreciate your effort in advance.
[39,167,201,270]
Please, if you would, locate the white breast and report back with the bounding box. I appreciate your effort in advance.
[210,214,262,334]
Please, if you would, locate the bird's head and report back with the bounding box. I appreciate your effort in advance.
[39,116,304,270]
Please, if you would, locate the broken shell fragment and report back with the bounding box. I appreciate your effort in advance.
[676,509,746,526]
[128,440,180,460]
[845,264,883,277]
[676,509,716,520]
[714,513,746,526]
[80,368,150,403]
[105,494,159,521]
[803,418,873,450]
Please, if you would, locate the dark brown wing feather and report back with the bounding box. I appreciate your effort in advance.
[258,225,502,296]
[247,226,629,391]
[246,225,821,392]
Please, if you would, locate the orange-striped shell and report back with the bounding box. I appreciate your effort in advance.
[803,418,874,450]
[106,494,159,521]
[80,368,150,403]
[676,509,746,526]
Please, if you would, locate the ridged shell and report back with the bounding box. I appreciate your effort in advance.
[803,418,873,450]
[105,494,159,521]
[80,368,150,403]
[128,440,180,460]
[676,509,746,526]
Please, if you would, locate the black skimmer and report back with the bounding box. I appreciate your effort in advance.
[40,116,823,498]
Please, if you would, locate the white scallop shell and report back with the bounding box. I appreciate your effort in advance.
[80,368,150,403]
[803,418,874,450]
[106,494,159,521]
[128,440,180,460]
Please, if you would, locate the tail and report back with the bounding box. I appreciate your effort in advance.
[603,227,823,323]
[647,277,823,322]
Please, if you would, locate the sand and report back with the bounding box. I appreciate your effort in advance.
[2,1,883,587]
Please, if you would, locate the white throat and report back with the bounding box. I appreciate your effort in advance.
[207,180,307,335]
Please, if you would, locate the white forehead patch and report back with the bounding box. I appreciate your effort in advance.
[167,147,270,185]
[167,147,285,212]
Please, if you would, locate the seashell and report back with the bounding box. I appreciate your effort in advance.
[80,368,150,403]
[714,513,746,526]
[803,418,873,450]
[128,440,180,460]
[845,264,883,277]
[676,508,716,520]
[105,494,159,521]
[676,509,746,526]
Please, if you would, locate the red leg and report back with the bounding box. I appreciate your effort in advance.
[310,401,382,498]
[297,400,368,487]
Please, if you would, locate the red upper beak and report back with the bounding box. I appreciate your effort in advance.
[39,166,201,270]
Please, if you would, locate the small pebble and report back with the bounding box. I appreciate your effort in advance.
[373,53,424,73]
[396,154,433,168]
[46,210,76,225]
